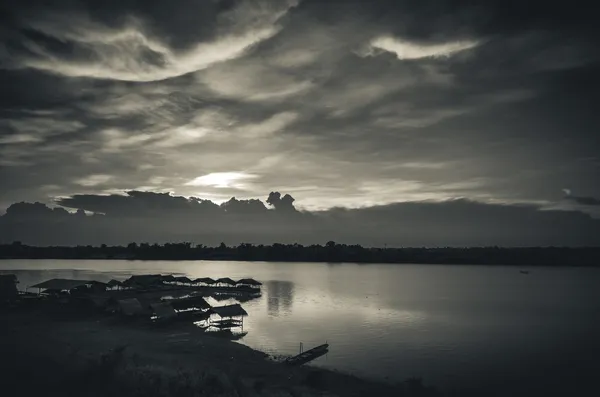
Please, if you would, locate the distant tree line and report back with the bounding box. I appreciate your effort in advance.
[1,241,599,266]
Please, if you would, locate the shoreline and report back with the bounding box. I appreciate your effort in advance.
[1,305,441,397]
[2,256,599,268]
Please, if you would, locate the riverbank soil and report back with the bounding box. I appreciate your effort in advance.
[0,304,439,397]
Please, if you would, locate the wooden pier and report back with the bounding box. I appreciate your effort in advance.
[285,343,329,366]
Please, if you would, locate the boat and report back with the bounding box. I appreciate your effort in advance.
[285,343,329,366]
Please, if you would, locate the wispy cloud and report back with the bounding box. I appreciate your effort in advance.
[366,36,479,60]
[74,174,113,187]
[22,26,280,82]
[0,134,43,144]
[14,0,299,82]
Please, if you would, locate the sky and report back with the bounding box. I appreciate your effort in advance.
[1,0,599,246]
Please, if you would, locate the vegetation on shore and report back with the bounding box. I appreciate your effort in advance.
[1,307,441,397]
[2,345,440,397]
[2,241,599,266]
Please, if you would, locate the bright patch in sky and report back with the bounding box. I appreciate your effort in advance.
[185,172,258,189]
[74,174,113,187]
[370,36,479,59]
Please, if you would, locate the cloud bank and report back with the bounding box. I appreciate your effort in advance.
[1,191,599,247]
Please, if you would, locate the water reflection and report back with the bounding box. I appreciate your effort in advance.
[266,280,294,316]
[207,292,261,304]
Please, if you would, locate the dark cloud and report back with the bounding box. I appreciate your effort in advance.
[56,191,222,216]
[296,0,599,39]
[564,192,600,207]
[266,191,296,212]
[1,192,599,247]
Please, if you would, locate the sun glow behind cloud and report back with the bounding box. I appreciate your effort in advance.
[185,172,258,189]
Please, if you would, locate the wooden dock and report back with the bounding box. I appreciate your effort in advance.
[285,343,329,366]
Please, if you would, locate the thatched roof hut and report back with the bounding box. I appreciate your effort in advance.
[174,276,192,284]
[169,295,211,311]
[215,277,237,286]
[118,298,145,316]
[30,279,91,291]
[236,278,262,287]
[150,302,177,320]
[123,275,163,288]
[194,277,216,285]
[211,304,248,318]
[107,279,122,287]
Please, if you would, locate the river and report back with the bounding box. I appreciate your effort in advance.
[2,260,599,393]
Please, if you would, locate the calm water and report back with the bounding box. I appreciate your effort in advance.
[2,260,599,393]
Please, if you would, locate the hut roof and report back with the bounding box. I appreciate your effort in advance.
[30,279,91,291]
[118,298,144,316]
[150,302,177,319]
[194,277,215,284]
[211,304,248,318]
[107,279,123,286]
[89,280,108,287]
[123,274,163,286]
[236,278,262,286]
[210,294,231,302]
[174,276,192,283]
[215,277,237,285]
[170,295,211,310]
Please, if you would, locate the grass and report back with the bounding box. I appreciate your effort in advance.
[3,345,441,397]
[0,308,443,397]
[57,346,248,397]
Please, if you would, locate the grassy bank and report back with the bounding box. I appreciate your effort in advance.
[1,307,440,397]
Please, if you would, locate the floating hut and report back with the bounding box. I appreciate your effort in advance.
[117,298,145,316]
[194,277,215,285]
[209,303,248,330]
[123,275,163,289]
[30,279,93,294]
[209,293,233,302]
[174,276,193,285]
[168,295,211,311]
[161,275,176,283]
[107,279,123,290]
[85,281,108,294]
[236,278,262,288]
[86,295,112,310]
[150,302,177,321]
[215,277,237,287]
